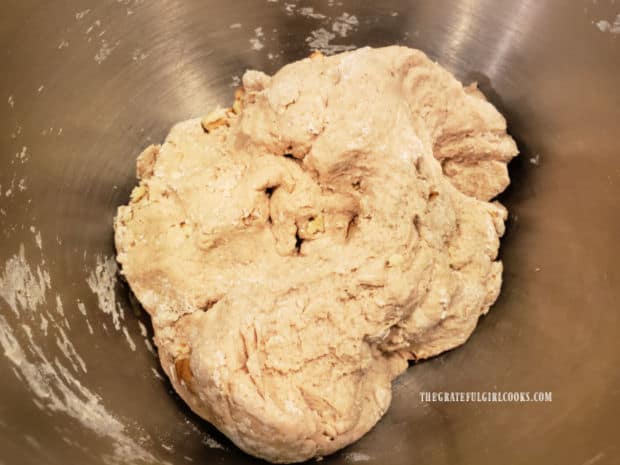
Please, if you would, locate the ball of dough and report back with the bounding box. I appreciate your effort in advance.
[114,46,517,463]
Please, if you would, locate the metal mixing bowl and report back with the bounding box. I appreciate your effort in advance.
[2,1,619,464]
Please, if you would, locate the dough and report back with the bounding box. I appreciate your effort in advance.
[114,46,517,463]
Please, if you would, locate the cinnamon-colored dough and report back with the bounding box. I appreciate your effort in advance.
[114,46,517,463]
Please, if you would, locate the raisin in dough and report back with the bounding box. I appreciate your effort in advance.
[114,46,517,463]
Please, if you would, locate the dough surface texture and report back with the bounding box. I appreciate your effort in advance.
[114,46,517,463]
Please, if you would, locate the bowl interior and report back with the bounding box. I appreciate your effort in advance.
[1,1,619,464]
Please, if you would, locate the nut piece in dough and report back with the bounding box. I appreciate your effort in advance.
[201,107,232,133]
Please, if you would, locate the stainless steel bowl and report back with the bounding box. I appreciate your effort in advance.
[1,1,619,464]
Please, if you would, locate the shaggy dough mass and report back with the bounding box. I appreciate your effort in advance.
[114,46,517,463]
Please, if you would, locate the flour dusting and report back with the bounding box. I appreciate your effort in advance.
[298,7,327,19]
[56,325,88,373]
[230,75,241,88]
[55,294,65,317]
[344,452,371,462]
[77,301,87,316]
[284,3,297,15]
[304,12,359,55]
[83,18,121,64]
[0,245,50,317]
[0,247,161,465]
[203,436,226,450]
[595,14,620,33]
[306,28,356,55]
[332,13,359,37]
[250,27,265,51]
[86,255,124,330]
[11,125,23,139]
[40,314,49,336]
[137,321,148,337]
[95,39,121,64]
[131,48,148,62]
[16,146,28,162]
[122,326,137,351]
[75,9,91,20]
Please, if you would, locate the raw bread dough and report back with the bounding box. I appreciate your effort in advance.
[114,46,517,463]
